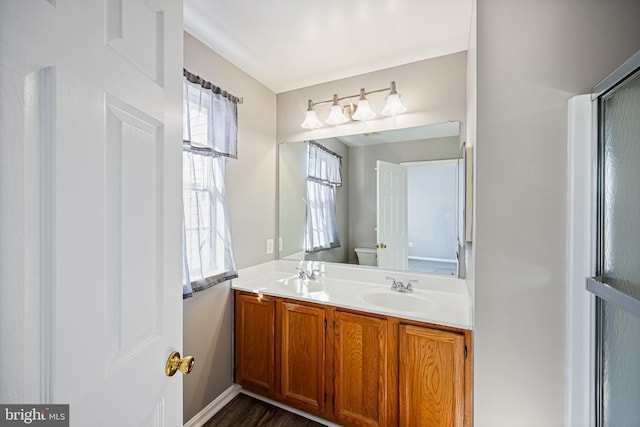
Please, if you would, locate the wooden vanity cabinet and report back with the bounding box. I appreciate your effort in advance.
[234,292,275,396]
[234,290,472,427]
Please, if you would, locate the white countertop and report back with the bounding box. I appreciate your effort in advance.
[231,260,473,330]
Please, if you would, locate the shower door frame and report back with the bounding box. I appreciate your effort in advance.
[589,49,640,427]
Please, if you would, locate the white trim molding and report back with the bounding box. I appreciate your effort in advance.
[565,94,595,427]
[183,384,241,427]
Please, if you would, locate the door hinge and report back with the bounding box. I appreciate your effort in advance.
[324,392,327,402]
[464,345,468,359]
[324,318,327,329]
[333,320,336,329]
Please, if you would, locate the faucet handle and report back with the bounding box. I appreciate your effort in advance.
[386,276,398,289]
[406,279,418,293]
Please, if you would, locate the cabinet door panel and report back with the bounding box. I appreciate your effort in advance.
[280,301,326,414]
[334,311,388,427]
[399,324,464,427]
[235,293,275,395]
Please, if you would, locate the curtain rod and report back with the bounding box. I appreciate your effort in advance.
[183,68,244,105]
[308,140,342,160]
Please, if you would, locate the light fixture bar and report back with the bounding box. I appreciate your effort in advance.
[301,81,406,128]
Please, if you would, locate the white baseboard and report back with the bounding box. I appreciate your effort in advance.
[183,384,343,427]
[184,384,242,427]
[408,256,457,263]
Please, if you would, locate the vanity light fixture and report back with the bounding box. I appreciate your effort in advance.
[325,94,349,125]
[380,81,407,116]
[300,99,323,129]
[300,81,407,129]
[351,89,376,121]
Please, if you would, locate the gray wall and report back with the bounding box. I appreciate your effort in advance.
[182,32,277,423]
[276,52,467,147]
[475,1,640,426]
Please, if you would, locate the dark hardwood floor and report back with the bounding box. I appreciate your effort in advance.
[203,393,327,427]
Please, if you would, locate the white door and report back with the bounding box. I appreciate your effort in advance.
[376,160,408,270]
[0,1,184,426]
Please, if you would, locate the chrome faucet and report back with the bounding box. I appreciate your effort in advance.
[297,267,320,281]
[386,276,417,293]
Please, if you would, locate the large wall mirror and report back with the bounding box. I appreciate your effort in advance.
[277,121,467,277]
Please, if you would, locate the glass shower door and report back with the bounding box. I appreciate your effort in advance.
[589,52,640,427]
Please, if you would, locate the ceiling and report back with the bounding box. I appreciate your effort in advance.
[184,0,473,93]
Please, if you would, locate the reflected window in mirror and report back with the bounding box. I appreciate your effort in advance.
[305,142,342,252]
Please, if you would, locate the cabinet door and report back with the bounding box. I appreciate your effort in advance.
[399,324,465,427]
[279,301,326,414]
[235,293,275,396]
[334,311,388,427]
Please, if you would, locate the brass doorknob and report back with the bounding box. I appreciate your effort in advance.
[165,351,195,376]
[375,243,387,249]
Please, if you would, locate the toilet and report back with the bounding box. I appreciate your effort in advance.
[354,247,378,266]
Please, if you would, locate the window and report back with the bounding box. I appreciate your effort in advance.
[182,70,238,298]
[305,141,342,252]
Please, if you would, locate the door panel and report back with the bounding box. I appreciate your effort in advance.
[334,311,388,427]
[399,324,464,427]
[600,300,640,426]
[376,160,408,270]
[0,1,183,425]
[279,301,326,414]
[235,293,276,395]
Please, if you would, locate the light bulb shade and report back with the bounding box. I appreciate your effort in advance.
[300,110,323,129]
[326,104,349,125]
[352,99,376,121]
[381,93,407,116]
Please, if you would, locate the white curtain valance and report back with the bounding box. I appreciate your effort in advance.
[306,141,342,186]
[183,72,238,159]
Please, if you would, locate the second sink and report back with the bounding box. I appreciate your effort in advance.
[363,292,438,312]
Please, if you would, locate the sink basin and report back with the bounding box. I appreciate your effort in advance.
[276,277,324,294]
[363,292,437,312]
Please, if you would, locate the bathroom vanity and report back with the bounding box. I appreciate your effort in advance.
[232,261,473,427]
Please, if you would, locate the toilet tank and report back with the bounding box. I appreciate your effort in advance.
[354,247,377,266]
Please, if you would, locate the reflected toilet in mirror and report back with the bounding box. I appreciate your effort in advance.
[354,247,377,266]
